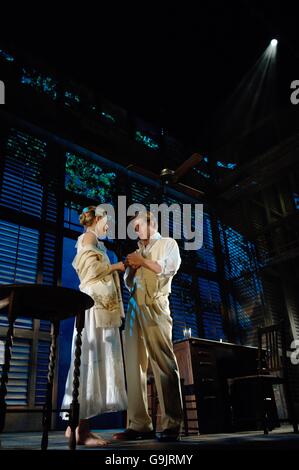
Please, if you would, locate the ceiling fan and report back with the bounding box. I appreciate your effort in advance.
[126,153,205,201]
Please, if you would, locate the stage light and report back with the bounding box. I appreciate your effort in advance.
[270,39,278,47]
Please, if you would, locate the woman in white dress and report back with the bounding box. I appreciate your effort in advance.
[61,205,127,446]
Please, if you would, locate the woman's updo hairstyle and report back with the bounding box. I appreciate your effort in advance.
[79,206,97,226]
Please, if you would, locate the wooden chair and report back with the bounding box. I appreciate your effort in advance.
[147,375,158,432]
[147,375,190,435]
[229,321,298,434]
[180,382,201,436]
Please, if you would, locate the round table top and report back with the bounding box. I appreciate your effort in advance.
[0,284,94,321]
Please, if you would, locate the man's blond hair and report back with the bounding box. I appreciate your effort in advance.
[133,210,158,230]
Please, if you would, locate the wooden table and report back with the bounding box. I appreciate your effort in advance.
[0,284,93,450]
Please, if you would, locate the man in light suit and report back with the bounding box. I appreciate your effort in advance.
[113,211,183,442]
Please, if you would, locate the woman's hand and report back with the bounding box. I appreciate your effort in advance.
[112,261,125,273]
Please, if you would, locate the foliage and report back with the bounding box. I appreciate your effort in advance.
[65,152,116,202]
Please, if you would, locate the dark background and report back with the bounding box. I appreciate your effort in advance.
[1,1,298,151]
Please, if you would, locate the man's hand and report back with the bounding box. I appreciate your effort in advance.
[126,252,162,275]
[126,263,140,270]
[125,252,144,269]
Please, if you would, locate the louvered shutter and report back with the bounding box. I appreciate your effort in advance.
[198,278,226,340]
[0,338,31,406]
[35,340,51,406]
[197,214,217,272]
[0,127,60,430]
[219,224,264,345]
[0,128,46,218]
[170,273,199,341]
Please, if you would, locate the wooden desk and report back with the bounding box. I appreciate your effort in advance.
[173,337,259,434]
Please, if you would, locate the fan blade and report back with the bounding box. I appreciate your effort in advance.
[175,182,205,199]
[126,164,161,182]
[173,153,204,182]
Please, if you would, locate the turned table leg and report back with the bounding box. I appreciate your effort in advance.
[41,319,60,450]
[0,293,15,433]
[69,311,85,450]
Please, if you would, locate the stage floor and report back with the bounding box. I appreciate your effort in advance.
[0,425,299,451]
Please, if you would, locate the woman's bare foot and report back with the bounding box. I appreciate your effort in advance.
[77,431,109,447]
[65,425,109,447]
[65,426,72,439]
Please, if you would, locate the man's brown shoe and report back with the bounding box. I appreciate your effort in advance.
[112,429,155,441]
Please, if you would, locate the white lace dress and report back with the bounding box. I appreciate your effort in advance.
[61,234,127,420]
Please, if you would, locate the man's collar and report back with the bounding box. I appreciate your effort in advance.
[138,231,161,248]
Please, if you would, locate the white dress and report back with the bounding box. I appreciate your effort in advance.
[61,234,128,420]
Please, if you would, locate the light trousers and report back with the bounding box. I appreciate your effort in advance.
[124,295,183,432]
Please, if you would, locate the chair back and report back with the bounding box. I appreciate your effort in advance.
[257,321,287,375]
